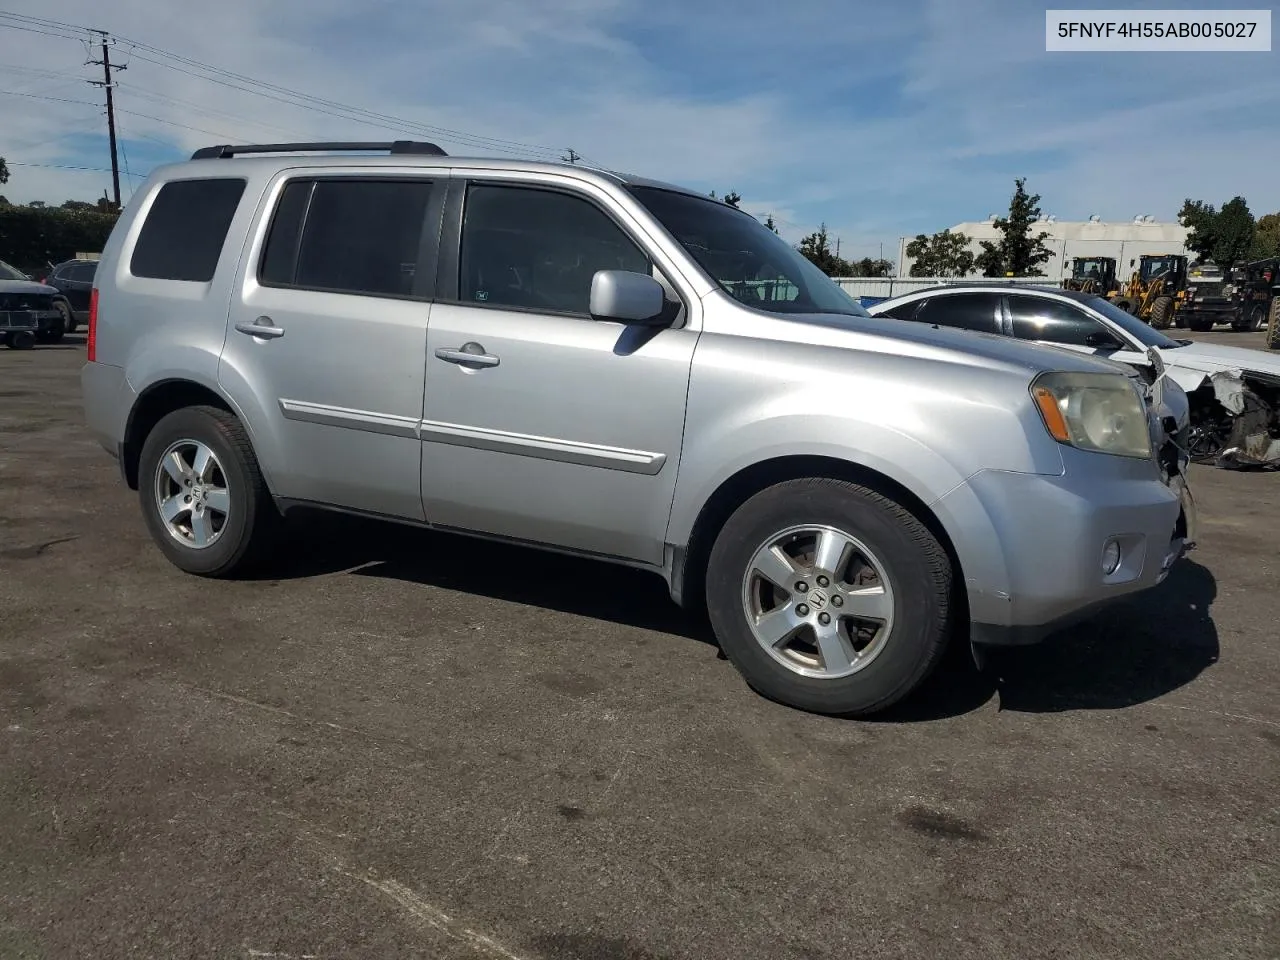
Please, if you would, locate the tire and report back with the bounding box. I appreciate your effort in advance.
[1267,299,1280,351]
[1149,296,1175,330]
[705,478,952,717]
[7,330,36,349]
[35,315,66,344]
[56,298,75,334]
[1233,306,1265,333]
[137,404,280,577]
[1111,297,1134,314]
[1187,315,1216,333]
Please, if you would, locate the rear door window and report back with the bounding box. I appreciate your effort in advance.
[913,293,1002,333]
[259,178,435,299]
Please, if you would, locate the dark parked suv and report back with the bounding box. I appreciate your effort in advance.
[42,258,99,330]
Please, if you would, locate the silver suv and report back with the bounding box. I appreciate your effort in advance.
[82,141,1192,717]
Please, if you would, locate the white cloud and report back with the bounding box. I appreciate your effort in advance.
[1,0,1276,270]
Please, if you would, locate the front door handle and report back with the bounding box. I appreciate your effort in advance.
[235,316,286,340]
[435,343,500,368]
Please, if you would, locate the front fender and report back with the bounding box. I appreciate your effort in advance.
[666,413,976,551]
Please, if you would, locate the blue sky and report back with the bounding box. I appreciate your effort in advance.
[1,0,1277,265]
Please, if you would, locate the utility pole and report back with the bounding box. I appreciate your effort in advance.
[87,31,125,211]
[561,148,580,164]
[835,237,841,259]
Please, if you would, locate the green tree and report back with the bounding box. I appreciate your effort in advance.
[1250,212,1280,260]
[798,223,852,276]
[975,178,1055,277]
[722,191,741,208]
[1180,196,1257,269]
[61,199,96,212]
[905,228,975,277]
[1178,199,1217,261]
[1211,197,1255,268]
[848,257,894,277]
[0,157,8,185]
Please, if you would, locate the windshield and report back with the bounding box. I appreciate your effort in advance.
[1084,295,1183,349]
[1072,258,1109,278]
[626,186,869,317]
[1139,257,1178,281]
[1189,263,1222,280]
[0,259,29,281]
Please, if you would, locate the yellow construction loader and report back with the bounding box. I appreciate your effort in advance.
[1112,254,1189,329]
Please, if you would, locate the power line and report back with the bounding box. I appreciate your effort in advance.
[0,87,98,107]
[114,81,311,139]
[0,11,591,164]
[7,159,146,179]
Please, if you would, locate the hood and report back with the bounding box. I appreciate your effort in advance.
[0,279,59,296]
[775,311,1140,379]
[1159,340,1280,377]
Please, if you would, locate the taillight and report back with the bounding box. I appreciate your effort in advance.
[87,288,99,362]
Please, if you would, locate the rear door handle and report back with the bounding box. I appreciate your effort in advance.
[436,343,500,368]
[235,316,286,340]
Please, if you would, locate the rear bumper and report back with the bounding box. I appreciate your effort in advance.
[936,458,1185,647]
[80,360,134,460]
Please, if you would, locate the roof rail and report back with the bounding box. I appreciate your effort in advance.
[190,141,448,160]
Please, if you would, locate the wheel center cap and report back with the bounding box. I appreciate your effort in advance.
[807,588,829,610]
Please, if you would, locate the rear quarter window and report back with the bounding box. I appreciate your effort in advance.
[130,178,247,282]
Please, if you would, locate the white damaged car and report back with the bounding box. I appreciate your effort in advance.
[868,284,1280,469]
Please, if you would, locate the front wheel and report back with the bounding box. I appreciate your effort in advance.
[137,405,280,577]
[705,479,953,717]
[35,315,65,344]
[56,298,76,334]
[1149,296,1175,330]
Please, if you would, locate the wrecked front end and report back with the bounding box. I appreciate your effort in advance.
[1189,368,1280,470]
[1143,348,1198,549]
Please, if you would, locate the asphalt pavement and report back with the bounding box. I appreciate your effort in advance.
[1,332,1277,960]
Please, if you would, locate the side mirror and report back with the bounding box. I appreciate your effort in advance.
[589,270,667,326]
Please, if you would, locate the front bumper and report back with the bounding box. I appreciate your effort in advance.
[0,310,41,332]
[1183,302,1237,317]
[937,453,1187,647]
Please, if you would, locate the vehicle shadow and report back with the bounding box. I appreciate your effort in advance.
[261,512,1219,717]
[874,558,1220,722]
[261,509,712,642]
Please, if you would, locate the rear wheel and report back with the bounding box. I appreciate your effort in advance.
[705,478,952,717]
[137,405,280,577]
[1110,297,1134,314]
[5,330,36,349]
[1149,296,1175,329]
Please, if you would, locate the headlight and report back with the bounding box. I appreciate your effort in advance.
[1030,371,1153,460]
